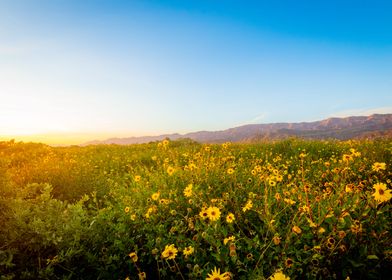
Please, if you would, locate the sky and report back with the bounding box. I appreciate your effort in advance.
[0,0,391,144]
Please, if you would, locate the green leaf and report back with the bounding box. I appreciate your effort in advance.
[348,259,365,268]
[367,255,379,260]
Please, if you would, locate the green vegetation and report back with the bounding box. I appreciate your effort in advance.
[0,138,391,279]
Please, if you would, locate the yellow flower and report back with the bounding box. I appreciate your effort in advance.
[223,235,235,245]
[285,258,294,268]
[151,192,160,200]
[248,192,256,198]
[124,206,130,213]
[206,267,229,280]
[345,184,353,193]
[227,168,234,175]
[226,212,235,223]
[128,252,138,262]
[145,206,157,218]
[292,225,302,234]
[242,200,253,212]
[372,162,386,172]
[307,218,317,228]
[183,246,194,256]
[273,235,281,245]
[138,272,146,280]
[134,175,141,182]
[283,198,296,205]
[270,271,290,280]
[167,166,175,176]
[160,198,170,205]
[299,205,310,213]
[372,183,392,204]
[162,139,169,146]
[189,163,197,170]
[207,206,221,221]
[318,227,326,234]
[342,154,353,163]
[269,180,277,187]
[161,244,178,260]
[184,184,193,197]
[199,208,209,220]
[350,148,361,157]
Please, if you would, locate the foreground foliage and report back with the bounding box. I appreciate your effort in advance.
[0,138,391,279]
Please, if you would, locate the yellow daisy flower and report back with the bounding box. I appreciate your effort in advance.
[223,235,235,245]
[273,235,281,245]
[138,272,146,280]
[167,166,175,176]
[199,208,209,220]
[342,154,353,163]
[206,267,229,280]
[372,162,386,172]
[161,244,178,260]
[269,180,277,187]
[128,252,138,262]
[372,182,392,204]
[183,246,194,256]
[184,184,193,197]
[207,206,221,221]
[242,200,253,212]
[162,139,169,146]
[270,271,290,280]
[292,225,302,234]
[226,212,235,223]
[134,175,141,182]
[151,192,160,200]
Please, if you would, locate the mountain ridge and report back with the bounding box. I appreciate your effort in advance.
[82,114,392,145]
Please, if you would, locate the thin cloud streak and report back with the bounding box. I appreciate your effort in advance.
[329,107,392,118]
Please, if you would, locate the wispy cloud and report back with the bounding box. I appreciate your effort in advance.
[329,107,392,118]
[233,112,268,127]
[250,113,268,123]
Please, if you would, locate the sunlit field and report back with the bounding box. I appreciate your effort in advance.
[0,138,391,279]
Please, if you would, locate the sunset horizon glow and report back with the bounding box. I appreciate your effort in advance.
[1,0,391,145]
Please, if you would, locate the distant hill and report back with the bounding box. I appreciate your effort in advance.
[82,114,392,145]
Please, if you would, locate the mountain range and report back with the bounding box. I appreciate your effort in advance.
[83,114,392,145]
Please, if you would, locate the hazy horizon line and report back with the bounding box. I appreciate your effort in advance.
[1,111,391,146]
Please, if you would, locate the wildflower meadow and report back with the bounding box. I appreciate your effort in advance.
[0,138,391,279]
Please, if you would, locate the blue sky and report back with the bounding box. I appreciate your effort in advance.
[0,0,391,143]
